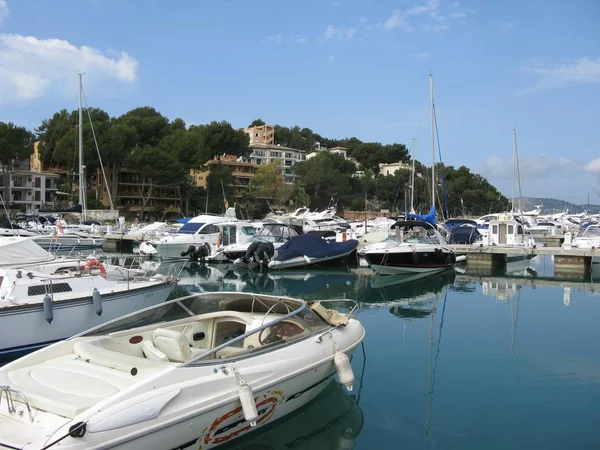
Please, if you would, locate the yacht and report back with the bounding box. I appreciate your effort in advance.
[362,220,455,275]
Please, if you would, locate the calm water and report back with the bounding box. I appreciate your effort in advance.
[149,255,599,450]
[9,252,600,449]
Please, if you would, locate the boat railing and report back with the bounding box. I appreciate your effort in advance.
[181,298,308,367]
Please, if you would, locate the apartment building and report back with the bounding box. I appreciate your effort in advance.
[191,154,259,200]
[96,168,181,216]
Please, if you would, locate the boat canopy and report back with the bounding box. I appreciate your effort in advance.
[0,237,55,266]
[273,234,358,262]
[406,205,436,226]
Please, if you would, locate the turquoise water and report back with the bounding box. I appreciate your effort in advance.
[163,257,600,450]
[5,253,600,449]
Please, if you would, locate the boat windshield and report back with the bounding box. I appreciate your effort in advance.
[251,224,298,243]
[577,225,600,237]
[78,293,319,337]
[178,222,205,234]
[388,226,442,244]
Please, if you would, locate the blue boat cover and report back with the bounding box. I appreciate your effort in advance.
[406,205,436,226]
[273,234,358,262]
[175,217,192,224]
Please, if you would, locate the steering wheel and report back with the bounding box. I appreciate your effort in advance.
[259,323,284,345]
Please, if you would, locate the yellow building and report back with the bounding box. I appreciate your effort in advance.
[191,154,259,200]
[244,125,275,145]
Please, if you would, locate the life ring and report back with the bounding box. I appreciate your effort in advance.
[84,259,107,278]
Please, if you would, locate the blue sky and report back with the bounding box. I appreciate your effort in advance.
[0,0,599,204]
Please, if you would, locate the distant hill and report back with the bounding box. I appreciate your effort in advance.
[519,197,600,214]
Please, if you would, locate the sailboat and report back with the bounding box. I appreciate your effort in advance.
[31,74,107,251]
[362,74,455,274]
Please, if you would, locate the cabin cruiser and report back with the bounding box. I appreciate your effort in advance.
[362,220,455,275]
[485,217,536,261]
[151,213,255,261]
[0,292,365,449]
[0,267,178,357]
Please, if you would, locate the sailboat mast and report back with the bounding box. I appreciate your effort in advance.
[78,73,86,220]
[430,73,435,210]
[515,129,523,215]
[410,137,416,213]
[512,128,516,214]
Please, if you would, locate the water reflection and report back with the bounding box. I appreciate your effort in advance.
[218,381,364,450]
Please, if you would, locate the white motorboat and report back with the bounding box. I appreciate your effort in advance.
[567,222,600,263]
[362,220,455,275]
[0,267,178,357]
[152,215,256,261]
[0,292,365,449]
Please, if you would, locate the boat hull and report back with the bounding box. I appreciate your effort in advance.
[268,248,356,270]
[364,248,454,275]
[0,283,175,357]
[9,318,365,450]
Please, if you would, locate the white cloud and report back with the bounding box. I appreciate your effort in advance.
[0,0,8,24]
[584,158,600,173]
[481,153,576,179]
[267,34,282,44]
[328,54,334,63]
[321,25,356,42]
[519,57,600,92]
[0,33,138,103]
[382,0,470,33]
[295,36,308,45]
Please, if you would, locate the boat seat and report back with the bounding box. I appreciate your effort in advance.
[153,328,205,362]
[141,340,168,362]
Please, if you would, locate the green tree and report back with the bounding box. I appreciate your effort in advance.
[249,119,266,127]
[205,164,234,214]
[158,128,204,171]
[120,107,170,147]
[123,146,183,217]
[190,121,250,164]
[248,161,291,207]
[293,153,354,208]
[0,122,35,202]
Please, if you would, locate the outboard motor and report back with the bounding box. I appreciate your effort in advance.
[180,243,211,263]
[243,242,275,267]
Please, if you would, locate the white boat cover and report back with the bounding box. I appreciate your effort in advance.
[0,237,55,266]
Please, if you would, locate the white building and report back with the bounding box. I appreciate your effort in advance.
[248,143,306,184]
[379,161,411,176]
[0,158,60,212]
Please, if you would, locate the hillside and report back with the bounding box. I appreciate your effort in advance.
[520,197,600,214]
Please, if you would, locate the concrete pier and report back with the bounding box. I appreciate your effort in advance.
[554,255,592,279]
[103,234,138,253]
[466,252,507,270]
